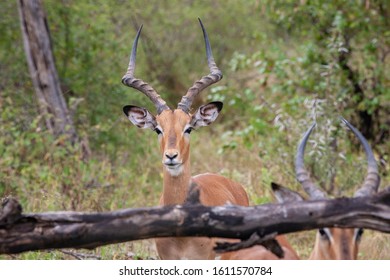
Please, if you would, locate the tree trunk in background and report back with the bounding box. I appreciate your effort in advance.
[18,0,78,144]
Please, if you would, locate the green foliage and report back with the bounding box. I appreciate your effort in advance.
[262,0,389,138]
[0,0,389,259]
[211,0,389,196]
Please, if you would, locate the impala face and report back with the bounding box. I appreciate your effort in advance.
[314,227,363,259]
[124,102,222,176]
[272,182,365,260]
[121,19,223,178]
[271,117,379,260]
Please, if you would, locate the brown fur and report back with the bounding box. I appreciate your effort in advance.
[309,228,359,260]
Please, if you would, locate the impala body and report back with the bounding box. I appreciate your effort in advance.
[272,118,380,260]
[122,19,249,259]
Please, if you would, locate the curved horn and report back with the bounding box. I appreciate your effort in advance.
[122,25,170,114]
[340,117,380,197]
[177,18,223,113]
[295,123,327,199]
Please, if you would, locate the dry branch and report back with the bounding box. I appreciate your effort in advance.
[1,187,390,255]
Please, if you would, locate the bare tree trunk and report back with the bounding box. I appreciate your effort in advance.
[18,0,78,144]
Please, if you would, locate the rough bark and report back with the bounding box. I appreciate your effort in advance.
[18,0,78,143]
[1,187,389,255]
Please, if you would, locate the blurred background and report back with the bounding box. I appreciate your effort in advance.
[0,0,389,259]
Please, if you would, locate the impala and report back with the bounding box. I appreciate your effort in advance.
[272,118,380,259]
[121,19,249,259]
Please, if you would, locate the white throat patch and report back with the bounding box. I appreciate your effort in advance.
[165,165,184,177]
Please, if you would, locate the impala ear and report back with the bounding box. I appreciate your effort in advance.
[123,105,157,130]
[271,182,305,203]
[190,101,223,128]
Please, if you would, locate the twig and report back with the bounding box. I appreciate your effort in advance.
[58,249,101,260]
[214,232,284,258]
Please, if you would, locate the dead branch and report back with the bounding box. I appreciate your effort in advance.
[0,187,389,255]
[214,232,283,256]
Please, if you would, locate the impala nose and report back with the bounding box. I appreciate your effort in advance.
[165,151,178,160]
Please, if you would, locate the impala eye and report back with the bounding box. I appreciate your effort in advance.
[184,127,193,134]
[154,127,162,135]
[355,228,364,240]
[318,228,329,240]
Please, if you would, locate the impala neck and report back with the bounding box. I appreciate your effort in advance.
[162,159,191,205]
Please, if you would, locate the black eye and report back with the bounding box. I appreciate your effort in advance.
[184,127,193,134]
[154,128,162,135]
[356,228,364,240]
[318,228,329,240]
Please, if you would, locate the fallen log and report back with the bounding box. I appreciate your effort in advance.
[1,186,389,255]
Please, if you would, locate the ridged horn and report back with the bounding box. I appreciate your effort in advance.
[122,25,170,114]
[177,18,223,113]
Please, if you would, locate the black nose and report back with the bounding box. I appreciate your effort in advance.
[165,152,178,160]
